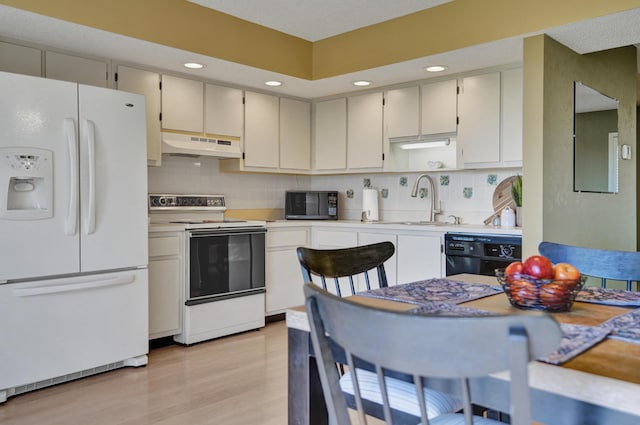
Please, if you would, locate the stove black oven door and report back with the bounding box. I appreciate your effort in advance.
[187,228,266,305]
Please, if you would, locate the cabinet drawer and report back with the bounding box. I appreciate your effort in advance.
[149,235,181,257]
[314,229,358,248]
[267,229,309,248]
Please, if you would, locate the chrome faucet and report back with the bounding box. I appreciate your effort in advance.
[411,174,442,222]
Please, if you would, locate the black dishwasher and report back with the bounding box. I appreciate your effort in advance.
[444,233,522,276]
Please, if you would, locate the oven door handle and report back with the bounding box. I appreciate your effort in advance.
[188,228,266,238]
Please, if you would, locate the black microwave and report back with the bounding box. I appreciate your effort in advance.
[285,191,338,220]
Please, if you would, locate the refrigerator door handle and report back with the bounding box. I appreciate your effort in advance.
[12,274,136,297]
[83,119,96,235]
[64,118,78,236]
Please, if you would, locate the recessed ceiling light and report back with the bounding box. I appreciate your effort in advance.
[265,80,283,87]
[184,62,204,69]
[425,65,448,73]
[353,80,372,87]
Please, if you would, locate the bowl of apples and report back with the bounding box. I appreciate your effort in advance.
[496,255,586,312]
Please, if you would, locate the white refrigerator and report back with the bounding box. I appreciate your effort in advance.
[0,71,148,402]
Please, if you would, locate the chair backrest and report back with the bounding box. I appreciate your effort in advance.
[539,241,640,290]
[297,241,395,296]
[304,283,562,425]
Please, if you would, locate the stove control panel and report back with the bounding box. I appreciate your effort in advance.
[149,194,226,210]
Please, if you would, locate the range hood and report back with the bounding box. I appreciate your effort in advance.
[162,132,242,158]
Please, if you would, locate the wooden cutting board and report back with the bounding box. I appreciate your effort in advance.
[484,176,518,225]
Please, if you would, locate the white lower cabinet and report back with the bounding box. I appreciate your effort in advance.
[266,226,310,315]
[358,231,398,287]
[148,232,183,339]
[396,232,444,284]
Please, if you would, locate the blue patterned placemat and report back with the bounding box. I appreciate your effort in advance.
[408,302,498,317]
[358,278,503,306]
[601,308,640,344]
[576,286,640,307]
[538,324,611,365]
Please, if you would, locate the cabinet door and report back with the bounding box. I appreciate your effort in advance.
[501,68,523,164]
[396,233,442,284]
[116,65,162,166]
[385,86,419,139]
[161,74,204,133]
[458,72,500,165]
[265,228,309,315]
[358,232,397,287]
[0,41,41,76]
[45,51,108,87]
[244,91,279,168]
[280,98,311,170]
[148,257,181,338]
[421,79,457,135]
[148,233,183,339]
[314,98,347,170]
[205,83,243,137]
[348,92,383,169]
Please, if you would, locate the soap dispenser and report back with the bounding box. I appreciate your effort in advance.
[500,206,516,227]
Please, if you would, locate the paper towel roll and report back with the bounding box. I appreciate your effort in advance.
[362,189,379,221]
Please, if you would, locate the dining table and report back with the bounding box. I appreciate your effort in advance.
[286,274,640,425]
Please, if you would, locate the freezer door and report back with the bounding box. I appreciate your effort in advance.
[0,269,148,390]
[78,85,148,272]
[0,72,80,281]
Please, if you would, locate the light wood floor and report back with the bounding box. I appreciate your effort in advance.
[0,321,290,425]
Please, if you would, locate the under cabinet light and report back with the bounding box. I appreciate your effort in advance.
[399,139,450,150]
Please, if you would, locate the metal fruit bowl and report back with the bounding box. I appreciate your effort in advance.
[495,269,586,312]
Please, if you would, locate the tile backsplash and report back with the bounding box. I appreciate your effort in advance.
[148,156,521,225]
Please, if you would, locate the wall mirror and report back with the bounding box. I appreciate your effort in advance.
[573,81,619,193]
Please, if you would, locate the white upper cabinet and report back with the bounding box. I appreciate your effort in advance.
[348,92,384,169]
[205,83,243,138]
[0,41,41,76]
[501,68,523,165]
[280,97,311,170]
[385,86,420,139]
[457,72,501,166]
[45,51,108,87]
[421,79,457,135]
[161,74,204,133]
[313,98,347,171]
[116,65,162,166]
[244,91,279,168]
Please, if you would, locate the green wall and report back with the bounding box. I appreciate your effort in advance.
[522,35,637,255]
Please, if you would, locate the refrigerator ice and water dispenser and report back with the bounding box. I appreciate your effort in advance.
[0,147,53,219]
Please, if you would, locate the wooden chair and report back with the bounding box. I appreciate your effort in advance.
[297,241,395,296]
[298,242,463,423]
[539,241,640,290]
[304,283,562,425]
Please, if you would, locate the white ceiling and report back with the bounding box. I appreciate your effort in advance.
[188,0,453,42]
[0,4,638,99]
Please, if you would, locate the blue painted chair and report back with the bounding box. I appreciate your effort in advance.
[538,241,640,290]
[304,283,562,425]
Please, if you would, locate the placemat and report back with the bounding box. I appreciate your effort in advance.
[358,278,503,306]
[538,324,611,365]
[408,302,497,317]
[576,286,640,307]
[601,308,640,344]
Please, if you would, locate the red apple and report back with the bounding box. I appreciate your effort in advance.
[553,262,580,281]
[523,255,554,279]
[505,261,523,277]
